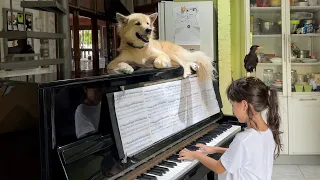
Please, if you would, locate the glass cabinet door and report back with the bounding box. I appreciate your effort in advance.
[288,0,320,96]
[247,0,287,95]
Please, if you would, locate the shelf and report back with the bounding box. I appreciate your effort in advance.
[291,34,320,37]
[0,59,64,70]
[253,34,281,38]
[6,53,40,61]
[258,63,282,66]
[250,6,320,13]
[292,62,320,66]
[250,7,281,13]
[292,92,320,96]
[0,67,56,78]
[290,6,320,13]
[0,31,65,40]
[21,1,66,14]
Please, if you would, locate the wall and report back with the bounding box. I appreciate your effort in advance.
[231,0,246,80]
[0,0,57,82]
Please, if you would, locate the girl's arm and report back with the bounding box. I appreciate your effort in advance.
[179,149,226,174]
[194,152,226,174]
[195,144,228,154]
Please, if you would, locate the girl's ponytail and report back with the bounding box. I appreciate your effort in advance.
[227,77,283,159]
[267,88,283,158]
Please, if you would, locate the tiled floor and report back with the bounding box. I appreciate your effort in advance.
[272,165,320,180]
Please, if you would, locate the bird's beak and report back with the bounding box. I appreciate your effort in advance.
[258,46,263,49]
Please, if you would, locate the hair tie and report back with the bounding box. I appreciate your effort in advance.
[268,87,271,96]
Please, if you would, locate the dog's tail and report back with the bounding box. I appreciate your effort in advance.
[182,51,216,81]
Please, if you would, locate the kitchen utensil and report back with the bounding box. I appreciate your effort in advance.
[293,50,310,58]
[271,0,281,6]
[304,85,312,92]
[257,0,270,7]
[260,20,281,34]
[270,57,282,63]
[272,82,283,88]
[279,20,300,33]
[290,20,300,33]
[297,74,306,83]
[301,58,318,63]
[274,72,283,82]
[291,69,298,85]
[308,0,317,6]
[299,1,309,6]
[263,69,274,86]
[295,84,304,92]
[290,0,295,5]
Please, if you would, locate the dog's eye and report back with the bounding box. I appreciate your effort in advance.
[147,22,149,25]
[135,22,141,26]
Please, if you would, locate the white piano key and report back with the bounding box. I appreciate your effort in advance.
[139,125,241,180]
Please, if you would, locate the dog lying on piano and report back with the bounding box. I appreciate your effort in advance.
[106,12,215,81]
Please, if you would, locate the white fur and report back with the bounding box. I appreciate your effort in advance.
[107,13,216,81]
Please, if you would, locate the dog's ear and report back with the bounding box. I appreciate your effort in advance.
[116,13,128,24]
[149,13,158,24]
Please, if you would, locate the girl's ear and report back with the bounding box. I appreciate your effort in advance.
[241,100,248,111]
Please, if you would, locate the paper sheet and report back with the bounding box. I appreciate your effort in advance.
[173,5,201,45]
[113,77,220,157]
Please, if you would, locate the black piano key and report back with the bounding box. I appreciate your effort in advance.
[196,140,207,144]
[159,161,174,168]
[141,174,157,180]
[171,154,179,158]
[163,160,177,166]
[137,176,151,180]
[147,169,163,176]
[152,167,167,173]
[154,166,169,172]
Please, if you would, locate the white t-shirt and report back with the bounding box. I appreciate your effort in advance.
[220,128,275,180]
[75,103,101,138]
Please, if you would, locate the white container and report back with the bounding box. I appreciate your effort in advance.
[299,1,309,6]
[308,0,317,6]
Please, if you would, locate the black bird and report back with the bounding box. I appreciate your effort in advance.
[244,45,262,78]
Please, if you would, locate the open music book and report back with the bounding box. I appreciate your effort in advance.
[113,76,220,157]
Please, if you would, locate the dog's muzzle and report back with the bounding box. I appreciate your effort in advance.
[136,32,149,43]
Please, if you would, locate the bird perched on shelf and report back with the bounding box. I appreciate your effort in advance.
[244,45,262,78]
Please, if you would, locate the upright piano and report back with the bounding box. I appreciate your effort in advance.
[2,67,244,180]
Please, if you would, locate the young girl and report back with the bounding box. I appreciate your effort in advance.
[179,77,282,180]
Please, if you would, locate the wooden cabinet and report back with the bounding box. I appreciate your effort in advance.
[289,96,320,155]
[262,95,288,155]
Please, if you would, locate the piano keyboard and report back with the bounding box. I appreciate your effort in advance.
[135,124,241,180]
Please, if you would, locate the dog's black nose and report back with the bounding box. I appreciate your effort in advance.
[146,28,152,34]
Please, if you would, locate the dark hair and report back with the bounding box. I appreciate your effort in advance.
[226,77,282,158]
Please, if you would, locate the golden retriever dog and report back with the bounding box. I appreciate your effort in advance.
[106,12,215,81]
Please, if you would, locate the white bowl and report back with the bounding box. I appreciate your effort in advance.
[270,57,282,63]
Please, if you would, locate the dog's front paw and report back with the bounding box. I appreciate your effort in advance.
[115,62,134,74]
[190,63,199,72]
[183,67,192,78]
[154,55,172,69]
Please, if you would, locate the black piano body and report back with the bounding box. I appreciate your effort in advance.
[0,67,245,180]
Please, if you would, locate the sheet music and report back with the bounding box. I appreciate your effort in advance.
[114,88,152,156]
[113,76,220,157]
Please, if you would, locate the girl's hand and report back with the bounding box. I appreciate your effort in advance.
[196,143,219,154]
[178,148,199,161]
